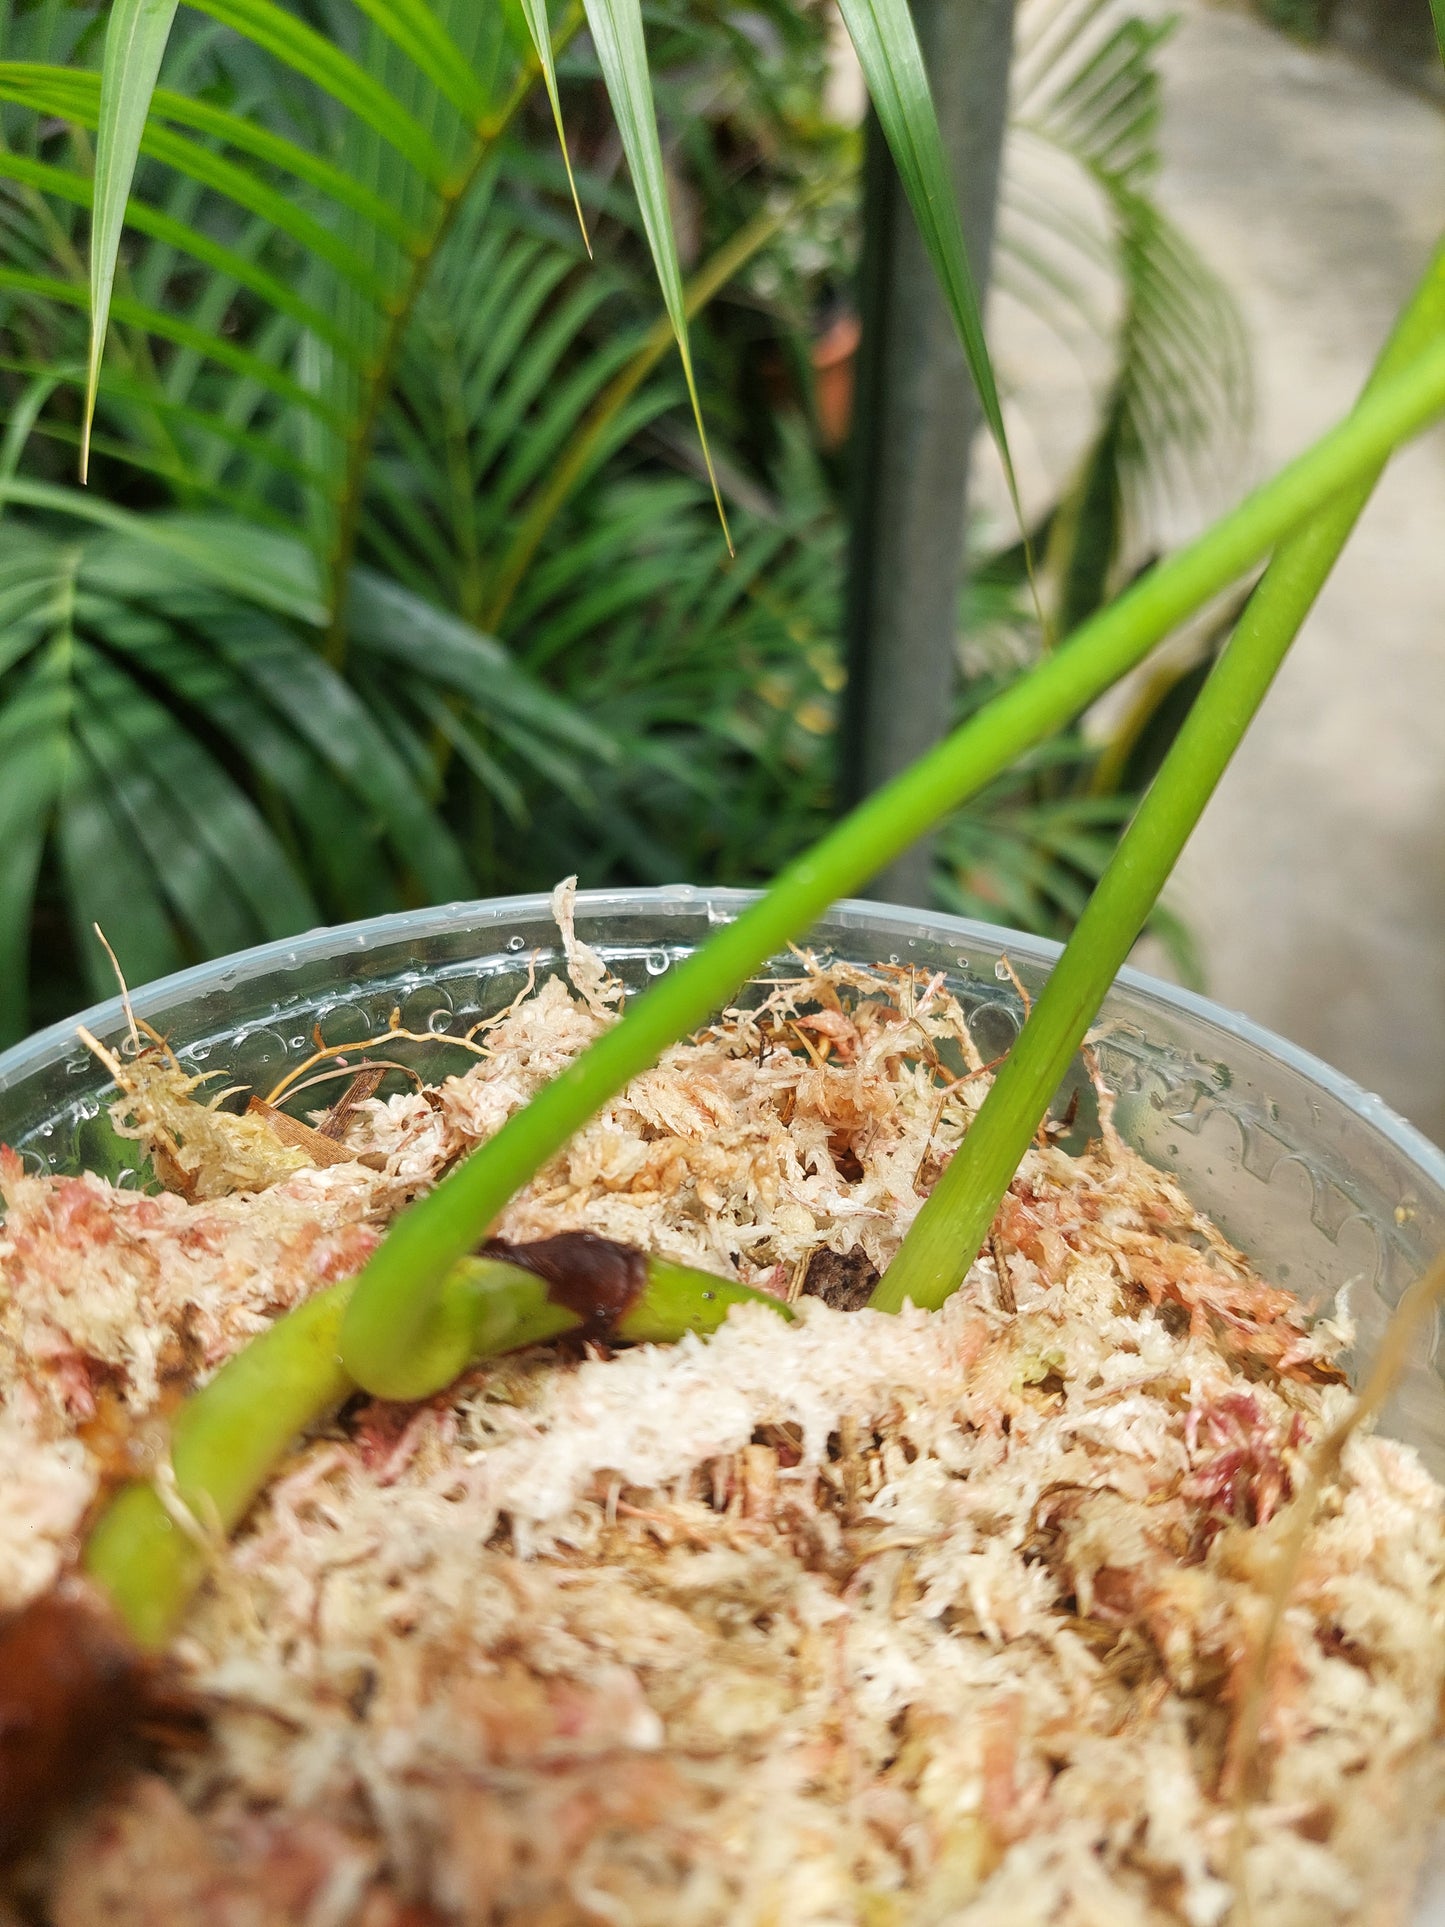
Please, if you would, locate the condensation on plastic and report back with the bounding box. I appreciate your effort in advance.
[3,887,1444,1467]
[4,887,1444,1463]
[4,885,1445,1917]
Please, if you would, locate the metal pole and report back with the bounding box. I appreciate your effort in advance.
[840,0,1017,908]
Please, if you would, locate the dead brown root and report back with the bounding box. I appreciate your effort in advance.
[0,1578,204,1871]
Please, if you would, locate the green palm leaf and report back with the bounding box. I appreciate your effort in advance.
[0,65,410,241]
[59,751,185,997]
[97,608,401,918]
[0,151,357,357]
[26,0,800,607]
[4,269,342,426]
[344,568,615,764]
[2,479,616,781]
[0,483,328,619]
[484,186,827,627]
[582,0,731,546]
[834,0,1025,527]
[83,0,179,474]
[0,646,70,1035]
[77,644,317,938]
[516,0,591,250]
[342,0,493,124]
[180,0,453,183]
[0,502,611,1021]
[72,651,294,958]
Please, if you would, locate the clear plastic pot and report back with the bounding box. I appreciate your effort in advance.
[3,885,1443,1468]
[3,886,1445,1914]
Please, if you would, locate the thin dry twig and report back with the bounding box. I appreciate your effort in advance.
[93,924,140,1057]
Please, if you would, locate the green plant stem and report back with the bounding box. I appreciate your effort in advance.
[339,323,1445,1400]
[86,1281,355,1649]
[84,1250,780,1647]
[615,1255,789,1344]
[873,241,1445,1315]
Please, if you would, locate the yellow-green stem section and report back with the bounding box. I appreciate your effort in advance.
[873,241,1445,1314]
[83,1253,783,1647]
[84,1282,358,1650]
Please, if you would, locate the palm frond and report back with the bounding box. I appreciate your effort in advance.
[84,0,179,469]
[0,642,71,1034]
[999,0,1251,591]
[6,8,536,595]
[0,0,1256,1038]
[581,0,731,544]
[0,500,627,1030]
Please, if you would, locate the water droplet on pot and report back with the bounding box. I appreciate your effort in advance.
[428,1008,452,1033]
[506,934,525,952]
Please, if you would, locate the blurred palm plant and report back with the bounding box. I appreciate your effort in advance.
[936,0,1251,968]
[0,0,1243,1041]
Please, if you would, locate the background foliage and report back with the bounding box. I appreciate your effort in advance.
[0,0,1247,1040]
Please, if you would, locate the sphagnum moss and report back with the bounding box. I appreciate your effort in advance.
[57,268,1445,1652]
[84,1247,786,1650]
[4,942,1442,1922]
[6,0,1444,1891]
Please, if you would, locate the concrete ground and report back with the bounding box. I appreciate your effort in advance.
[1150,9,1445,1146]
[986,5,1445,1144]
